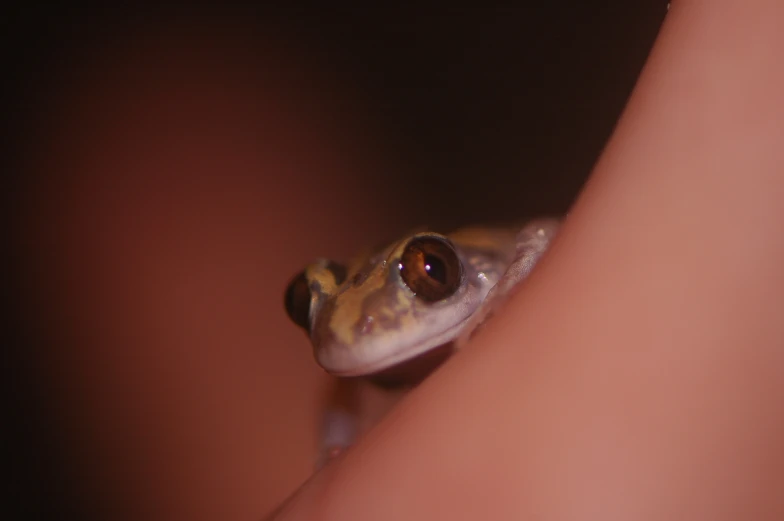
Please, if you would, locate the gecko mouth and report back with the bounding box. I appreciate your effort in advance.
[321,312,473,378]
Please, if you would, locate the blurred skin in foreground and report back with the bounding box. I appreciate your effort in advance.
[17,19,403,520]
[16,2,784,520]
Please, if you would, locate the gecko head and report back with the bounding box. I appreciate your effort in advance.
[284,232,496,377]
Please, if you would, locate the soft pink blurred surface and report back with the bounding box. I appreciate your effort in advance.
[21,21,400,520]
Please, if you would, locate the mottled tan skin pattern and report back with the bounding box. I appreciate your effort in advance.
[305,227,522,375]
[293,219,560,468]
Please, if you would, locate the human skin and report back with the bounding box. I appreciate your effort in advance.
[268,2,784,520]
[17,2,783,520]
[17,22,404,519]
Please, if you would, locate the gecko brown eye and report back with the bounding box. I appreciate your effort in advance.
[284,271,312,331]
[399,237,462,302]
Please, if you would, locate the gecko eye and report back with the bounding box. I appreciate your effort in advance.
[399,237,462,302]
[284,271,312,331]
[284,262,347,332]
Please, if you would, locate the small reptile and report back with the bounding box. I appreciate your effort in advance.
[284,218,560,467]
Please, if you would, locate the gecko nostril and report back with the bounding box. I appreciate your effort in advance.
[359,314,375,335]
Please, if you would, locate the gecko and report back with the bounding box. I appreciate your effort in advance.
[284,218,560,468]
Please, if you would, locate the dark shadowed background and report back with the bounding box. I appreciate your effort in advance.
[8,5,665,520]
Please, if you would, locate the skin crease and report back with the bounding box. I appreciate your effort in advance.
[270,2,784,520]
